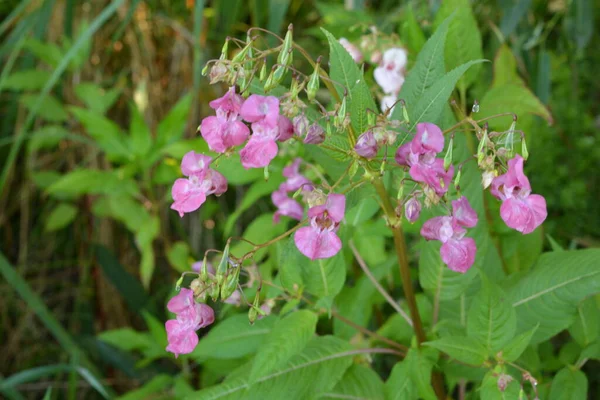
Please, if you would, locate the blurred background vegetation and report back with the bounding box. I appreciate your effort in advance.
[0,0,598,398]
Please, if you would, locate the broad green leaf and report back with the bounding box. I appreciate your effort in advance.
[576,342,600,366]
[434,0,483,90]
[501,325,538,362]
[508,249,600,343]
[345,197,379,226]
[136,216,159,288]
[404,348,438,400]
[188,336,353,400]
[424,336,487,366]
[377,294,433,344]
[98,328,154,352]
[250,310,318,382]
[419,240,477,301]
[23,38,63,67]
[213,154,263,185]
[192,314,276,360]
[128,102,153,157]
[280,238,346,300]
[166,241,191,273]
[45,203,77,232]
[565,0,594,51]
[267,0,291,35]
[223,177,283,237]
[569,296,599,347]
[74,83,121,114]
[499,0,533,37]
[20,94,68,122]
[492,45,523,87]
[395,15,452,118]
[323,364,384,400]
[93,194,151,233]
[155,93,192,148]
[322,28,377,136]
[230,213,287,261]
[27,125,70,152]
[70,107,131,161]
[499,229,543,274]
[410,60,486,128]
[467,275,517,354]
[117,375,172,400]
[549,368,588,400]
[2,69,50,91]
[384,360,417,400]
[47,169,140,198]
[400,5,426,56]
[480,370,521,400]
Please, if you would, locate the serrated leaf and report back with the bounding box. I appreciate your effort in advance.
[508,249,600,344]
[192,314,277,360]
[400,4,426,56]
[492,45,523,87]
[2,69,51,91]
[20,94,68,122]
[323,364,384,400]
[467,275,517,354]
[250,310,318,382]
[384,360,417,400]
[45,203,77,232]
[23,38,63,68]
[425,336,487,366]
[418,240,477,301]
[549,368,588,400]
[569,296,599,347]
[434,0,483,89]
[188,336,353,400]
[409,59,486,128]
[322,28,377,136]
[501,325,537,362]
[70,107,131,161]
[405,348,438,400]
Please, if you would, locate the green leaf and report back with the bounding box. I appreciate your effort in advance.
[434,0,483,90]
[74,83,121,114]
[128,103,153,157]
[400,5,426,56]
[499,0,533,37]
[384,360,417,400]
[188,336,353,400]
[565,0,594,51]
[501,325,538,362]
[2,69,51,91]
[549,368,588,400]
[156,94,192,148]
[47,169,140,198]
[117,375,172,400]
[23,38,63,68]
[20,94,68,122]
[230,213,287,261]
[467,275,517,354]
[499,229,543,274]
[568,296,599,347]
[70,107,131,161]
[192,314,277,360]
[279,238,346,300]
[136,216,159,288]
[404,348,438,400]
[250,310,318,382]
[27,125,71,152]
[395,15,452,118]
[45,203,77,232]
[322,28,377,136]
[492,45,523,87]
[480,370,520,400]
[323,364,384,400]
[508,249,600,343]
[425,336,487,366]
[418,240,477,301]
[98,328,154,352]
[213,154,263,185]
[409,59,486,128]
[166,241,191,273]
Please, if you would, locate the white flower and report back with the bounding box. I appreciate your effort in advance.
[374,48,408,94]
[381,94,398,115]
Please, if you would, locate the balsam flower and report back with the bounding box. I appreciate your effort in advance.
[171,151,227,217]
[272,159,312,223]
[165,288,214,357]
[374,48,408,95]
[404,196,422,223]
[240,94,280,127]
[490,155,547,234]
[200,87,250,153]
[420,196,478,273]
[294,193,345,260]
[354,130,378,159]
[339,38,363,63]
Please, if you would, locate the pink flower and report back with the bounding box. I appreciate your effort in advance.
[355,130,378,159]
[339,38,363,63]
[277,115,294,142]
[281,158,312,192]
[272,188,304,222]
[171,152,228,217]
[209,86,244,119]
[491,155,547,234]
[404,196,422,223]
[395,123,453,196]
[294,194,345,260]
[165,288,214,357]
[240,94,280,127]
[303,123,325,144]
[420,196,478,273]
[374,48,407,94]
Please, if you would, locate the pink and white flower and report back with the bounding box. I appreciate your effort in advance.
[339,38,363,63]
[374,48,408,95]
[490,155,547,234]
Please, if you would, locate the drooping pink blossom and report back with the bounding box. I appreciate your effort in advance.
[404,196,422,223]
[240,94,280,127]
[374,48,408,95]
[420,196,478,273]
[294,193,345,260]
[272,188,304,222]
[200,87,250,153]
[303,123,325,144]
[355,130,378,159]
[281,158,312,192]
[165,288,214,357]
[339,38,363,63]
[490,155,547,234]
[209,86,244,118]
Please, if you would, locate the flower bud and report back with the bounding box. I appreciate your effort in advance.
[175,275,184,291]
[404,196,421,223]
[219,38,229,60]
[201,63,210,76]
[231,41,253,64]
[259,59,268,82]
[335,96,347,128]
[477,128,489,167]
[304,123,325,144]
[216,243,230,286]
[248,291,261,325]
[190,278,205,297]
[354,130,378,159]
[220,266,240,301]
[271,64,288,87]
[521,137,529,160]
[264,165,270,181]
[263,66,276,92]
[481,170,496,189]
[209,63,228,84]
[497,374,513,392]
[307,57,321,101]
[443,136,453,171]
[200,256,209,282]
[209,282,220,302]
[454,169,462,188]
[278,24,293,66]
[293,114,309,137]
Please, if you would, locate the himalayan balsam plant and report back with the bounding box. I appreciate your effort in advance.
[160,19,596,400]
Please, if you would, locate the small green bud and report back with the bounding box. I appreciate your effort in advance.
[278,24,294,65]
[221,266,240,301]
[477,128,488,166]
[402,102,410,123]
[505,120,516,157]
[259,60,268,82]
[175,275,184,291]
[209,282,220,302]
[335,96,347,128]
[454,169,462,188]
[521,136,529,160]
[201,63,210,76]
[367,112,376,127]
[248,291,261,324]
[231,41,252,64]
[348,161,358,178]
[219,38,229,60]
[200,256,209,282]
[263,66,276,92]
[443,136,453,171]
[271,64,287,87]
[396,181,404,200]
[216,243,230,286]
[306,57,321,101]
[264,165,270,181]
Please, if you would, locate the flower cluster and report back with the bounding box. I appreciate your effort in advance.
[171,151,227,217]
[165,288,214,357]
[421,196,478,273]
[490,155,547,234]
[272,158,313,223]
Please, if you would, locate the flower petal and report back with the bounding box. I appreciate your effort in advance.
[440,237,477,273]
[294,227,342,260]
[451,196,478,228]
